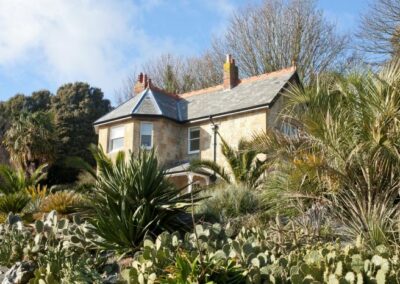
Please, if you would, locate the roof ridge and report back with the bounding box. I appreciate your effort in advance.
[177,66,296,99]
[149,85,181,100]
[239,66,296,84]
[179,84,224,98]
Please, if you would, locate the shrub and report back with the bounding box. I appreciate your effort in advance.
[0,192,31,214]
[88,147,204,253]
[0,164,46,194]
[195,184,263,223]
[0,164,47,216]
[38,191,84,217]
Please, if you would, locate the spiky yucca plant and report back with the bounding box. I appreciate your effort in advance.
[88,146,204,253]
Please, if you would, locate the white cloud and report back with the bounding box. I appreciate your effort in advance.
[0,0,193,101]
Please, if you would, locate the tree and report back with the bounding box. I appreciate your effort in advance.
[210,0,348,81]
[114,53,222,101]
[252,60,400,247]
[29,90,52,112]
[0,90,52,165]
[3,112,56,176]
[162,64,180,93]
[50,82,111,183]
[190,136,269,189]
[357,0,400,62]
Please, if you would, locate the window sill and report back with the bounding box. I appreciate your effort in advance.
[108,148,124,154]
[140,146,153,150]
[188,150,200,155]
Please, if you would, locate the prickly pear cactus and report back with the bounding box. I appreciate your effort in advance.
[121,223,400,283]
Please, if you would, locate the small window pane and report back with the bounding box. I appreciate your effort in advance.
[109,125,124,152]
[190,129,200,139]
[190,139,200,152]
[188,127,200,153]
[141,123,152,135]
[111,137,124,151]
[110,126,124,139]
[141,135,152,148]
[140,122,153,149]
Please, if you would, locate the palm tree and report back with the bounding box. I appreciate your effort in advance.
[251,60,400,247]
[3,111,56,176]
[190,136,269,189]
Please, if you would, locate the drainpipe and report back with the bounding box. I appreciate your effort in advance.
[209,116,218,182]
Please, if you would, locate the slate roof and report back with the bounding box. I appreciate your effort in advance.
[94,66,297,125]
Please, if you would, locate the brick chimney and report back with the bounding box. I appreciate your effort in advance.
[133,72,152,95]
[223,54,239,89]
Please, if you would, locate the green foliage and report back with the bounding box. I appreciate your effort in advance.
[0,192,31,214]
[3,112,56,174]
[88,147,204,253]
[0,213,30,266]
[51,82,111,164]
[0,164,46,194]
[39,191,85,217]
[191,136,269,189]
[0,164,47,215]
[163,64,180,93]
[25,212,104,283]
[252,60,400,247]
[1,211,106,282]
[195,184,263,224]
[121,223,400,283]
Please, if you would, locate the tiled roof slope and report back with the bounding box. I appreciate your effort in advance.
[94,66,296,125]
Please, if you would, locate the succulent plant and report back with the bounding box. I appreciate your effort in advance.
[121,223,400,283]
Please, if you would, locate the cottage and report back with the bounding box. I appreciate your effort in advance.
[94,55,299,191]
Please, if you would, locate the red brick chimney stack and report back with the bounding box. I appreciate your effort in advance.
[133,72,152,95]
[223,54,239,89]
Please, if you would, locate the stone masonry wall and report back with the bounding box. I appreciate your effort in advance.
[97,98,285,169]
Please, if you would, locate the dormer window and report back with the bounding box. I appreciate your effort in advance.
[109,125,124,152]
[188,127,200,154]
[140,122,153,149]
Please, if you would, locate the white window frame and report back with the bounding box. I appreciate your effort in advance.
[188,127,200,154]
[108,125,125,153]
[140,122,153,150]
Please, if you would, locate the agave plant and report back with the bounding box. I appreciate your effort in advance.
[252,60,400,247]
[87,146,204,253]
[190,136,269,189]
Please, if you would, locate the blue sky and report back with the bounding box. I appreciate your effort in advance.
[0,0,367,104]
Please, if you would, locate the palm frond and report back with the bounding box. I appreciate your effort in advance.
[190,159,231,184]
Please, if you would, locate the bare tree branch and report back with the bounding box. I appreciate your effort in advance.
[357,0,400,62]
[210,0,348,82]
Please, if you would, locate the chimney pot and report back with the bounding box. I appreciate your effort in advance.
[134,72,150,95]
